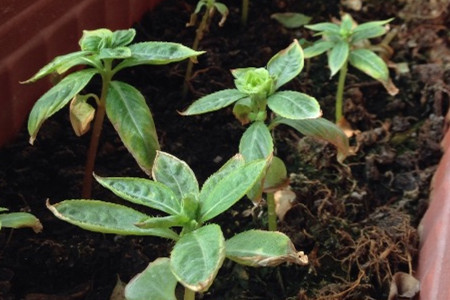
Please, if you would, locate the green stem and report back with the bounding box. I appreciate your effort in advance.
[241,0,249,25]
[184,287,196,300]
[81,61,113,198]
[267,192,277,231]
[335,59,348,123]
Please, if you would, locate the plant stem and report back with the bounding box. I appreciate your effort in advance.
[184,287,196,300]
[81,62,113,198]
[267,192,277,231]
[241,0,249,25]
[335,59,348,123]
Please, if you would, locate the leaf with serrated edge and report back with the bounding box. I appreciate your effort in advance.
[28,69,97,144]
[46,199,178,240]
[170,224,225,292]
[152,151,199,201]
[94,174,181,215]
[181,89,247,115]
[225,230,308,267]
[125,258,177,300]
[239,121,273,162]
[106,81,160,175]
[267,91,321,120]
[267,39,304,90]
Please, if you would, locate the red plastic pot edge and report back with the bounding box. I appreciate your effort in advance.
[417,126,450,299]
[0,0,163,147]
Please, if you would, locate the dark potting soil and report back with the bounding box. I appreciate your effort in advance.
[0,0,449,299]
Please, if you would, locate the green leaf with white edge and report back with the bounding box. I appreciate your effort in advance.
[136,214,190,229]
[22,51,93,83]
[28,69,98,144]
[267,91,321,120]
[271,12,312,29]
[106,81,160,175]
[263,156,287,189]
[98,46,131,60]
[199,154,245,204]
[352,18,393,42]
[111,29,136,48]
[328,40,349,77]
[225,230,308,267]
[170,224,225,292]
[199,159,267,222]
[181,89,247,115]
[117,42,205,69]
[46,200,179,240]
[0,212,42,233]
[267,39,304,90]
[273,117,350,162]
[125,257,177,300]
[239,121,273,162]
[305,22,340,34]
[152,151,199,201]
[349,49,389,82]
[94,174,181,215]
[303,40,334,58]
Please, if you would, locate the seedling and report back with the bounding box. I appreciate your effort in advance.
[47,151,308,299]
[23,28,204,198]
[183,0,229,97]
[182,40,349,230]
[304,14,398,123]
[0,207,42,233]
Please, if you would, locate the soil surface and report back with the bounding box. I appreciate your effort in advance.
[1,0,449,299]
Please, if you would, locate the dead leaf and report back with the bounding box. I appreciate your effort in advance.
[69,95,95,137]
[109,275,126,300]
[341,0,362,11]
[274,187,296,221]
[388,272,420,300]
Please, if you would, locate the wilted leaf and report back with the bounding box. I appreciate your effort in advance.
[388,272,420,300]
[69,94,95,136]
[274,188,296,221]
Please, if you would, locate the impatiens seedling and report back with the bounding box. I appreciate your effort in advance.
[23,28,204,198]
[0,207,42,233]
[182,40,349,231]
[183,0,229,97]
[304,14,399,123]
[46,151,308,300]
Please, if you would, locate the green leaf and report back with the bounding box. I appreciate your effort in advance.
[106,81,160,175]
[28,69,97,144]
[137,214,189,229]
[328,40,349,77]
[271,12,312,29]
[267,39,304,90]
[225,230,308,267]
[199,159,267,222]
[340,14,354,36]
[152,151,199,201]
[46,200,179,240]
[79,28,113,51]
[94,175,181,215]
[0,212,42,233]
[199,154,245,204]
[111,29,136,48]
[22,51,93,83]
[117,42,205,69]
[125,258,177,300]
[232,97,252,124]
[264,156,287,190]
[170,224,225,292]
[98,46,132,60]
[239,121,273,162]
[349,49,389,82]
[273,117,350,162]
[305,22,340,34]
[267,91,321,120]
[352,18,393,42]
[181,89,247,115]
[303,41,334,58]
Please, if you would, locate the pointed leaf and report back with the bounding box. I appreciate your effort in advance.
[46,200,178,240]
[28,69,97,144]
[170,224,225,292]
[305,22,340,34]
[267,39,304,90]
[106,81,160,175]
[69,94,95,136]
[152,151,199,201]
[225,230,308,267]
[340,14,355,35]
[125,258,177,300]
[94,175,181,215]
[239,121,273,162]
[352,18,393,42]
[267,91,321,120]
[328,40,349,77]
[0,212,42,233]
[303,41,334,58]
[349,48,389,82]
[271,12,312,29]
[137,214,189,229]
[181,89,247,115]
[111,29,136,48]
[199,159,267,222]
[273,117,350,162]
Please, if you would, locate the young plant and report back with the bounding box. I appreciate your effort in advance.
[182,40,349,231]
[304,14,399,123]
[183,0,229,97]
[23,28,204,198]
[46,151,308,299]
[0,207,42,233]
